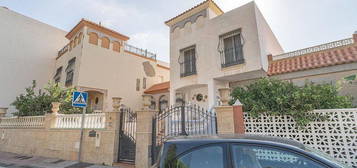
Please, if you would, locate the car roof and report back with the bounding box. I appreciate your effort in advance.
[165,134,305,150]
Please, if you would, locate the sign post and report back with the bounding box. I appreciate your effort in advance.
[72,91,88,162]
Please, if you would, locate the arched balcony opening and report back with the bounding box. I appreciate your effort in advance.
[101,37,110,49]
[113,41,121,52]
[88,32,99,45]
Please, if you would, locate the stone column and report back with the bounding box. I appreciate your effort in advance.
[135,94,157,168]
[0,107,8,117]
[215,88,234,134]
[353,31,357,43]
[44,102,61,129]
[215,88,246,134]
[106,97,122,163]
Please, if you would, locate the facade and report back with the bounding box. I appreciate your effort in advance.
[54,19,169,111]
[0,8,170,114]
[166,1,283,109]
[0,7,68,113]
[165,0,357,109]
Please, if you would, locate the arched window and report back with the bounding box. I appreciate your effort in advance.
[112,41,121,52]
[101,37,110,49]
[88,32,98,45]
[78,32,83,44]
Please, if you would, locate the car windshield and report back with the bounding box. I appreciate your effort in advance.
[305,146,352,168]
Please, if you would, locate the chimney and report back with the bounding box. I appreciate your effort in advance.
[353,31,357,43]
[267,54,273,62]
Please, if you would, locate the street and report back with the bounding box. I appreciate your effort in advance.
[0,151,115,168]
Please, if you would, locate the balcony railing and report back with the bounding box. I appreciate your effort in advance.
[124,43,157,60]
[273,38,354,60]
[57,44,69,58]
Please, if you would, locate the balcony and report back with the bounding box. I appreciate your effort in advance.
[124,43,157,60]
[57,44,69,58]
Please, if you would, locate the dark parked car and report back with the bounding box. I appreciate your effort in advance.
[153,134,351,168]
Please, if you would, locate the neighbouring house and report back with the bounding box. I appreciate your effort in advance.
[161,0,357,109]
[0,6,68,114]
[54,19,169,111]
[0,7,170,114]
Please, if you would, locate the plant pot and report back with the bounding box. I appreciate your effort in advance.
[218,88,231,106]
[51,102,61,114]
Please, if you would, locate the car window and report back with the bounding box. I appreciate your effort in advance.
[231,144,327,168]
[170,145,224,168]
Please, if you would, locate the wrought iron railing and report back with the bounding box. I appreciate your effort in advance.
[124,43,157,60]
[274,38,354,60]
[57,44,69,58]
[220,47,244,68]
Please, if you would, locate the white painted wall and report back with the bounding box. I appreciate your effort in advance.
[0,7,68,113]
[53,26,170,111]
[169,2,282,108]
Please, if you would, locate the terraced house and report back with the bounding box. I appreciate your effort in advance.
[156,0,357,109]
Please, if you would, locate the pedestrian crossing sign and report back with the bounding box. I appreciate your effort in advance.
[72,91,88,108]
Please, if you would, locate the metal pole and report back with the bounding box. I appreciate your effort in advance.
[78,107,86,161]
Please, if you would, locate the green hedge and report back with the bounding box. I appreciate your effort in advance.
[230,78,353,126]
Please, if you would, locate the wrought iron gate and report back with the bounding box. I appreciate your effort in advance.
[151,104,217,164]
[118,107,137,163]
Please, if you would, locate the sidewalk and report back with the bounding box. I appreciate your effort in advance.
[0,151,117,168]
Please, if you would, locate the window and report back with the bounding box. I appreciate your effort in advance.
[136,78,140,91]
[65,58,76,87]
[88,32,98,45]
[220,30,244,68]
[179,46,196,77]
[113,41,121,52]
[101,37,110,49]
[231,144,327,168]
[171,145,224,168]
[143,77,147,89]
[53,67,62,83]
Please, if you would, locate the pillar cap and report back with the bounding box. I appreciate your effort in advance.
[233,99,242,106]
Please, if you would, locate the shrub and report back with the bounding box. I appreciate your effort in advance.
[230,78,353,126]
[12,80,81,116]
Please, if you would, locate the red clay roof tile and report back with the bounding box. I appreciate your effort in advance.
[144,81,170,94]
[268,44,357,76]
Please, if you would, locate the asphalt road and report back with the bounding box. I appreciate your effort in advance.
[0,151,116,168]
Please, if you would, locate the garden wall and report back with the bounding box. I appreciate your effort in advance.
[244,108,357,167]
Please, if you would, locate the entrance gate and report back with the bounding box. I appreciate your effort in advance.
[151,104,217,164]
[118,107,137,163]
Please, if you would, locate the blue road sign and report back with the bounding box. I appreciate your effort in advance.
[72,91,88,108]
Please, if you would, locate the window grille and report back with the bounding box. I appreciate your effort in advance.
[54,66,63,83]
[65,58,76,87]
[219,30,244,68]
[179,46,197,77]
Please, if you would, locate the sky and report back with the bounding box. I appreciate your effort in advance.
[1,0,356,62]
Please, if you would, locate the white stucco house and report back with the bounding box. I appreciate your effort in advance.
[163,0,357,109]
[0,7,170,114]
